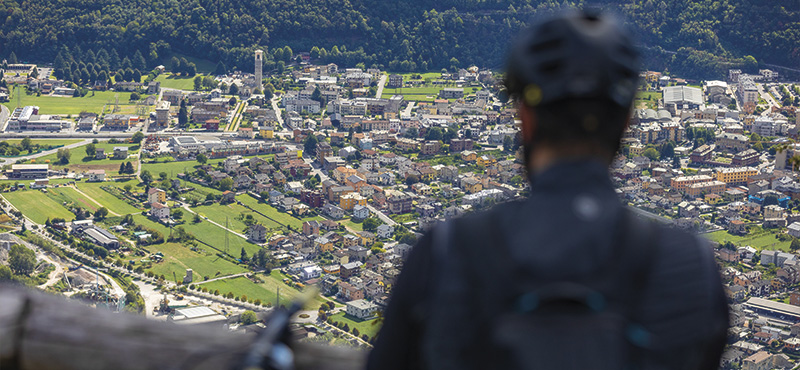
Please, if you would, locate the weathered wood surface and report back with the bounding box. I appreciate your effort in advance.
[0,285,366,370]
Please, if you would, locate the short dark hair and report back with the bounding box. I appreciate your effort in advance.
[527,98,631,156]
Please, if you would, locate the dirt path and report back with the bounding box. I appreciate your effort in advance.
[69,185,121,217]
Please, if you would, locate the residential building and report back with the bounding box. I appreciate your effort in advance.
[346,299,379,320]
[247,224,267,243]
[149,202,170,220]
[716,167,757,186]
[148,188,167,205]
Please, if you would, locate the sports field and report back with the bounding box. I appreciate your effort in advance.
[2,190,75,224]
[2,86,134,115]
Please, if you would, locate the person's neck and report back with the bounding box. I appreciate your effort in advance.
[527,145,611,175]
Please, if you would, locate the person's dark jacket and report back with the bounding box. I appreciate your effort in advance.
[367,159,729,370]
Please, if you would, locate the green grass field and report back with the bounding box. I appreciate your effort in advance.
[181,217,262,256]
[201,271,327,308]
[141,242,247,283]
[34,142,139,172]
[705,229,791,251]
[330,312,381,339]
[3,139,83,147]
[142,158,220,178]
[46,186,100,212]
[3,86,135,115]
[192,202,283,233]
[342,218,363,232]
[237,195,323,229]
[75,181,141,215]
[0,178,73,187]
[2,190,75,223]
[154,74,198,91]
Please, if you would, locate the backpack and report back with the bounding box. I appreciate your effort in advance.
[422,208,657,370]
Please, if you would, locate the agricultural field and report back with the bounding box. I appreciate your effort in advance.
[705,229,791,251]
[192,202,283,233]
[2,86,134,115]
[200,271,327,309]
[329,311,381,339]
[2,190,75,224]
[75,181,141,215]
[180,217,262,256]
[46,186,102,213]
[237,195,324,229]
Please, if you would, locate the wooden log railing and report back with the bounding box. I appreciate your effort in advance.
[0,285,366,370]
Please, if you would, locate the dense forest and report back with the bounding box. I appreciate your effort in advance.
[0,0,799,79]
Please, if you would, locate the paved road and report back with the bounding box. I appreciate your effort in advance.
[365,204,397,226]
[271,95,287,131]
[0,138,92,166]
[375,74,388,99]
[402,101,415,117]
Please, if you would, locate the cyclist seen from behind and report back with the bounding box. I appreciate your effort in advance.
[367,9,728,370]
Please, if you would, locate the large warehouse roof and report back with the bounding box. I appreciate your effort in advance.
[663,86,703,106]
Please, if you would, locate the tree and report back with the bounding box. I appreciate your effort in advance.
[132,131,144,143]
[425,127,443,141]
[20,137,32,152]
[130,91,140,101]
[9,245,36,276]
[792,238,800,252]
[240,247,248,262]
[304,134,318,157]
[219,177,234,191]
[310,46,320,59]
[311,87,322,103]
[178,104,188,127]
[196,153,208,164]
[119,162,126,175]
[94,207,109,220]
[171,208,183,220]
[140,170,153,184]
[8,51,17,64]
[193,213,202,223]
[56,148,71,164]
[240,310,258,325]
[125,162,134,174]
[503,135,514,153]
[642,147,660,161]
[85,143,96,158]
[363,217,380,231]
[193,75,202,91]
[229,83,239,96]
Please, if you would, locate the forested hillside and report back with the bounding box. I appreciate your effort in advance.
[0,0,799,78]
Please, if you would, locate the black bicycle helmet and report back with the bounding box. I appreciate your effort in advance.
[505,9,640,109]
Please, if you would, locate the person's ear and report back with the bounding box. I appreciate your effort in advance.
[518,102,537,144]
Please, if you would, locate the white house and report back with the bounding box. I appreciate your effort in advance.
[346,299,379,320]
[86,169,105,182]
[353,205,370,220]
[789,222,800,238]
[376,224,394,239]
[150,202,170,220]
[300,265,323,281]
